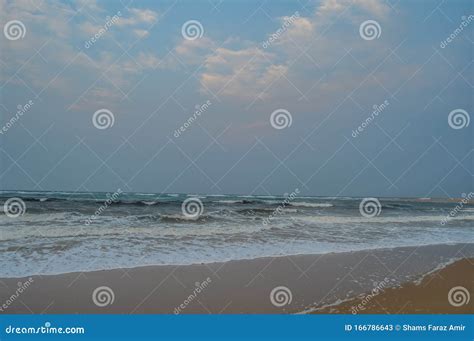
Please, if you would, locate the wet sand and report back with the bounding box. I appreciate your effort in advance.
[312,258,473,314]
[0,243,472,314]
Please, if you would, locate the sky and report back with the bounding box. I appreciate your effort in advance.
[0,0,472,197]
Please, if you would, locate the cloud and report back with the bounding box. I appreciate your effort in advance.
[133,29,149,38]
[280,16,314,45]
[135,52,162,69]
[354,0,390,17]
[174,37,216,65]
[265,14,315,52]
[194,0,392,101]
[75,0,104,13]
[318,0,389,18]
[200,47,287,99]
[0,0,164,110]
[0,0,393,108]
[184,0,390,100]
[115,8,158,26]
[80,21,102,36]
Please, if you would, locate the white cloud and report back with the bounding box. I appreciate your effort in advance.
[1,0,393,108]
[200,47,287,99]
[136,52,163,69]
[318,0,389,18]
[115,8,158,26]
[75,0,104,13]
[174,37,216,65]
[80,21,102,36]
[0,0,163,107]
[133,29,149,38]
[266,15,315,52]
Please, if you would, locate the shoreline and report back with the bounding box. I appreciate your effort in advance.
[0,243,472,314]
[310,258,473,314]
[1,242,470,279]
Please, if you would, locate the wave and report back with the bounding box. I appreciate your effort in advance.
[383,203,415,209]
[215,199,276,205]
[290,202,333,208]
[140,201,158,206]
[236,208,278,214]
[216,200,242,204]
[158,213,217,223]
[297,214,474,224]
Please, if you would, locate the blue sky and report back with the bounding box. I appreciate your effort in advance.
[0,0,472,197]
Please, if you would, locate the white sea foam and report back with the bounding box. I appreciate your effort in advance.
[1,193,474,278]
[291,202,333,208]
[216,200,241,204]
[297,214,474,224]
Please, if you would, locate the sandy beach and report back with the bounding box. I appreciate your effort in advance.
[0,243,472,314]
[313,258,473,314]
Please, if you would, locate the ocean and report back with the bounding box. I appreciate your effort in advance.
[1,191,473,277]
